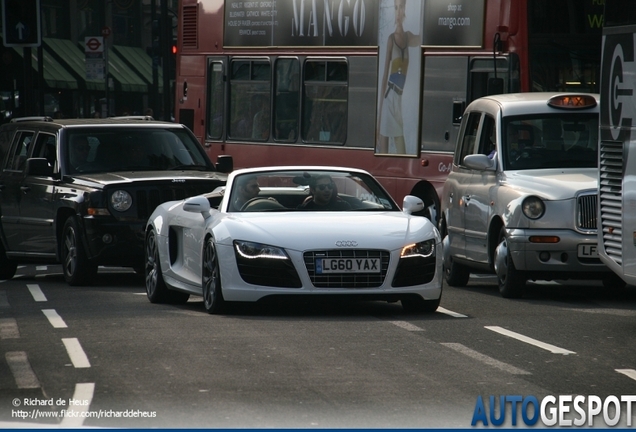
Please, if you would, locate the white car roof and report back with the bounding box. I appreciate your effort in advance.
[229,166,373,178]
[465,92,600,117]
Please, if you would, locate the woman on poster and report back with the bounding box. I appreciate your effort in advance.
[376,0,420,154]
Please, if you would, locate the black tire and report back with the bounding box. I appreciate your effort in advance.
[602,273,627,293]
[202,237,225,314]
[145,229,189,304]
[401,295,440,313]
[444,255,470,287]
[494,227,525,298]
[61,217,97,286]
[0,242,17,280]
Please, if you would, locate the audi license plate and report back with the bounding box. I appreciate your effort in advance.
[316,258,381,274]
[577,244,598,258]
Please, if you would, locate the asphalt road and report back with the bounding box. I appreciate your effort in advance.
[1,265,636,428]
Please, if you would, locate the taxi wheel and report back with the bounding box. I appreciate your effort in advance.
[443,256,470,287]
[494,227,525,299]
[145,229,189,304]
[202,237,225,314]
[62,217,97,286]
[602,273,627,293]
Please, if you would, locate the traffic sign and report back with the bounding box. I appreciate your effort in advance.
[84,36,104,53]
[1,0,41,47]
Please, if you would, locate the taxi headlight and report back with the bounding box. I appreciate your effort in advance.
[522,196,545,219]
[401,239,435,258]
[111,190,133,212]
[234,240,289,260]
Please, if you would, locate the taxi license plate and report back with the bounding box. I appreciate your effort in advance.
[577,244,598,258]
[316,258,381,274]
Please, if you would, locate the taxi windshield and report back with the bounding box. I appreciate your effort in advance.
[502,114,598,170]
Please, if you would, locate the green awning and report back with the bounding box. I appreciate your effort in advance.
[112,45,163,94]
[108,49,148,93]
[44,38,103,91]
[13,46,78,90]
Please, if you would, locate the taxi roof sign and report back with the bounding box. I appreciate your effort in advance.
[548,94,597,109]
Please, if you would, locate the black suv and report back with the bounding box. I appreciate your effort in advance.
[0,117,231,285]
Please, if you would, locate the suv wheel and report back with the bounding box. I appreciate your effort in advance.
[494,227,525,298]
[62,217,97,286]
[0,242,17,280]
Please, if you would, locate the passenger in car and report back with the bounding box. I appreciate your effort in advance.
[298,175,351,211]
[69,136,91,171]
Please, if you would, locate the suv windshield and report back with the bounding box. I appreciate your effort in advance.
[65,128,211,174]
[502,114,598,170]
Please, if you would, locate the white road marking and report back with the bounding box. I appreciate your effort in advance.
[42,309,68,328]
[62,338,91,368]
[60,383,95,427]
[27,284,47,302]
[485,326,575,355]
[5,351,40,388]
[0,291,9,309]
[616,369,636,382]
[437,307,468,318]
[389,321,424,331]
[0,318,20,339]
[441,342,531,375]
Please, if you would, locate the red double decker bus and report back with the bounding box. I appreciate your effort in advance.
[174,0,603,222]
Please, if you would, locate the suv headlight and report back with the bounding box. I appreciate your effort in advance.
[522,196,545,219]
[401,239,435,258]
[234,240,289,260]
[111,190,133,212]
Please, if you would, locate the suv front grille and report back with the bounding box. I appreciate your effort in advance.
[303,250,390,288]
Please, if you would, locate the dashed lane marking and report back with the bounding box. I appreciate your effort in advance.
[27,284,47,302]
[441,342,531,375]
[60,382,95,427]
[5,351,40,388]
[0,318,20,339]
[62,338,91,368]
[437,307,468,318]
[42,309,68,329]
[485,326,576,355]
[389,321,424,331]
[616,369,636,382]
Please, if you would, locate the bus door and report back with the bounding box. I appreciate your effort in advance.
[421,56,469,154]
[205,57,228,143]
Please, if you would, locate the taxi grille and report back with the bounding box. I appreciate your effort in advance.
[304,250,390,288]
[577,193,598,231]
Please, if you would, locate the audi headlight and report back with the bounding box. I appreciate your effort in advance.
[522,196,545,219]
[234,240,289,260]
[401,239,435,258]
[111,190,133,212]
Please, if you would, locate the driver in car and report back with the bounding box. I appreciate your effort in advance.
[231,174,261,211]
[69,136,90,171]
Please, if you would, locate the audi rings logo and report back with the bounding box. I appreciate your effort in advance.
[335,240,358,247]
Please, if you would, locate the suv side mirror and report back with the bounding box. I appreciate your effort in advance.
[26,158,54,177]
[216,155,233,173]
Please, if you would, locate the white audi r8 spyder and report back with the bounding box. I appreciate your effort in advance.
[144,166,442,313]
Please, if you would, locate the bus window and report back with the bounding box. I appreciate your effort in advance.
[274,58,300,142]
[229,59,271,141]
[302,60,348,144]
[207,61,225,140]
